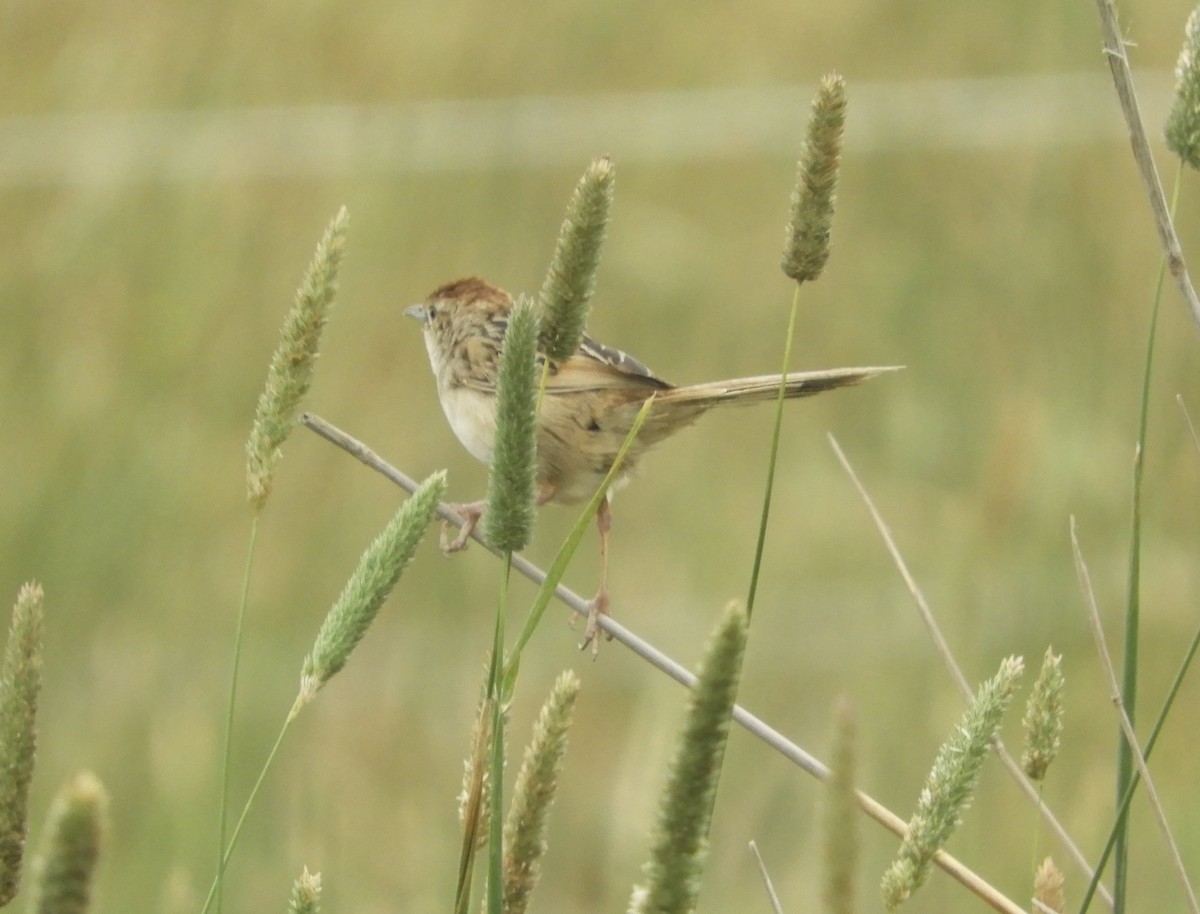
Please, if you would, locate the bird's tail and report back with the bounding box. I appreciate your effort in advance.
[656,365,902,409]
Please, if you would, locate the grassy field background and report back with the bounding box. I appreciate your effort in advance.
[4,1,1200,911]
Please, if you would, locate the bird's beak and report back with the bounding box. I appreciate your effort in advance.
[404,303,427,324]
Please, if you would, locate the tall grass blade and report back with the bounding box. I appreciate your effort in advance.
[503,395,655,691]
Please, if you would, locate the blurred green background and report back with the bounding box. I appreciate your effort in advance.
[4,0,1200,911]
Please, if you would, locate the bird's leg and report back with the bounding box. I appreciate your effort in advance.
[440,500,486,554]
[580,494,613,655]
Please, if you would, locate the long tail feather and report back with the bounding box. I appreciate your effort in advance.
[657,365,902,408]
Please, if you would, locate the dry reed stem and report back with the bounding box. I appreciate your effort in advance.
[1094,0,1200,334]
[1071,517,1199,914]
[828,433,1112,909]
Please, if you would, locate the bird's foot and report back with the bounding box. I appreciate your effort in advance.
[578,589,612,657]
[440,500,485,554]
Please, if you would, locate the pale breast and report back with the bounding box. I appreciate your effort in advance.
[437,383,498,465]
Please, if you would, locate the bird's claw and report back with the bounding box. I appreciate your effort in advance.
[439,521,471,554]
[440,501,484,555]
[578,590,612,657]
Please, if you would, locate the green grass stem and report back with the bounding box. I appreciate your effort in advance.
[226,209,346,913]
[208,474,443,914]
[750,74,845,617]
[200,714,292,914]
[1074,519,1200,914]
[502,395,655,692]
[486,560,510,914]
[1079,601,1200,912]
[745,286,801,618]
[214,516,259,914]
[1111,158,1180,914]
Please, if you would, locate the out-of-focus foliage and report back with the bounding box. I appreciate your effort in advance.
[3,1,1200,912]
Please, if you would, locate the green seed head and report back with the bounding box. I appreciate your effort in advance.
[782,73,846,284]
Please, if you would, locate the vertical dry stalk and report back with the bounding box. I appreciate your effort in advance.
[458,687,495,852]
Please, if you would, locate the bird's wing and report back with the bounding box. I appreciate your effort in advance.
[543,334,674,393]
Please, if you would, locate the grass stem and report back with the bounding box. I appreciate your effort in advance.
[214,515,259,914]
[828,434,1109,906]
[745,286,801,618]
[200,714,293,914]
[1072,519,1199,914]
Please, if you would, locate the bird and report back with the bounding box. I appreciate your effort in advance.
[406,276,896,651]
